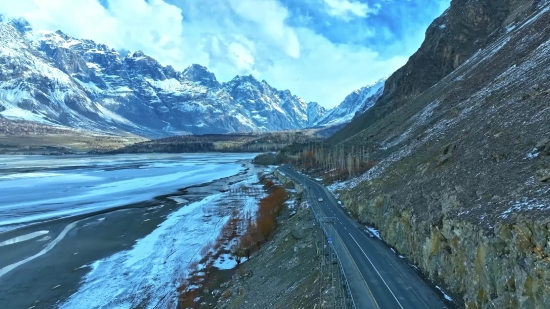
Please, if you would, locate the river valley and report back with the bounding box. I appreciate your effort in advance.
[0,153,264,309]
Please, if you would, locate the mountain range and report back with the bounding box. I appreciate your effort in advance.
[0,16,384,137]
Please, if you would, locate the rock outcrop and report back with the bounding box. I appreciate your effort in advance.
[331,0,546,142]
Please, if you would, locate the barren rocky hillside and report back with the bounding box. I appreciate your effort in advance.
[324,0,550,308]
[331,0,547,143]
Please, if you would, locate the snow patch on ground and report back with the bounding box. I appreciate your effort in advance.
[59,165,263,309]
[59,194,229,309]
[500,197,550,218]
[365,227,381,239]
[212,253,248,270]
[436,285,453,301]
[526,149,540,159]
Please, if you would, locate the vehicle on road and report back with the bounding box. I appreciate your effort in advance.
[318,198,323,202]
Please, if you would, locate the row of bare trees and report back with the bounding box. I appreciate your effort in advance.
[293,143,377,181]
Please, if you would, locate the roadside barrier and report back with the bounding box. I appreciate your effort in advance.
[308,190,357,309]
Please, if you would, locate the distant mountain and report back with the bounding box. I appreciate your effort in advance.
[0,17,328,137]
[306,102,326,126]
[313,78,386,127]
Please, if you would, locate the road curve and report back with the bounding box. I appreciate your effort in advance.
[278,165,449,309]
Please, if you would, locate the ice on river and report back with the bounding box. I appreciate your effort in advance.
[59,171,264,309]
[58,193,227,309]
[0,153,255,232]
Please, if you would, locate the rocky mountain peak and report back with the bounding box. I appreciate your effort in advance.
[182,64,219,88]
[231,74,261,85]
[281,89,292,96]
[54,30,70,40]
[8,18,31,34]
[128,50,146,59]
[124,50,168,80]
[223,74,265,98]
[313,78,386,127]
[306,102,327,126]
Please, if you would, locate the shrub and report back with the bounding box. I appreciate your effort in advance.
[264,180,274,188]
[256,216,275,241]
[255,186,287,241]
[359,161,377,172]
[221,290,232,299]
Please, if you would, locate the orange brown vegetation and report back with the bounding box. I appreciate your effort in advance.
[176,181,288,308]
[256,186,287,240]
[263,180,274,188]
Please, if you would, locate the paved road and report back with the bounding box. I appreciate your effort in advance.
[279,165,449,309]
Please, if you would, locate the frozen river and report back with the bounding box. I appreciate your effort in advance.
[0,153,255,232]
[0,152,265,309]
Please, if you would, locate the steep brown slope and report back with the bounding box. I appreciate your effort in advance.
[328,1,550,308]
[330,0,541,143]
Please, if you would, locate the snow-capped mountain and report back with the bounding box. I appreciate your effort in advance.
[313,78,386,127]
[306,102,326,126]
[0,17,328,137]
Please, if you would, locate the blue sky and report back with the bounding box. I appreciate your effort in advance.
[0,0,449,108]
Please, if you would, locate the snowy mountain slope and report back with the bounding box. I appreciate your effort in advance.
[313,78,386,127]
[306,102,326,126]
[0,18,328,137]
[0,23,124,132]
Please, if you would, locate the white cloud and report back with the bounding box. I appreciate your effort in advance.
[260,27,407,107]
[0,0,408,108]
[174,0,404,107]
[227,0,300,58]
[323,0,378,20]
[0,0,185,67]
[227,37,256,71]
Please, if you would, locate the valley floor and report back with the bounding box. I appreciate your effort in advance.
[0,133,147,154]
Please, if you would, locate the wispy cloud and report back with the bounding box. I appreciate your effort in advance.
[323,0,379,20]
[0,0,450,108]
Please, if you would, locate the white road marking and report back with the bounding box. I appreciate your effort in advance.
[349,233,405,309]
